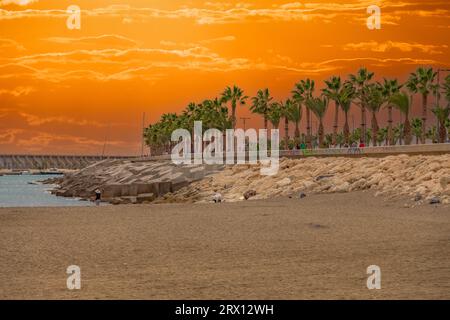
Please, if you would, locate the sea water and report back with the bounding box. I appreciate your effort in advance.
[0,174,93,207]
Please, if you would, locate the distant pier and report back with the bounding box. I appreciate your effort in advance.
[0,154,135,170]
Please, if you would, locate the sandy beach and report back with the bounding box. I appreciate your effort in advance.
[1,191,449,300]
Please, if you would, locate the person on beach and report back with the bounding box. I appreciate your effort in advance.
[94,189,101,206]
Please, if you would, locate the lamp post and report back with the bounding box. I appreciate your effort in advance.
[141,112,146,157]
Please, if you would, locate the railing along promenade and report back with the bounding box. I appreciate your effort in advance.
[0,154,135,170]
[138,143,450,162]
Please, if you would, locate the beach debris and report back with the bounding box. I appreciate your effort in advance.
[243,190,256,200]
[429,197,441,205]
[299,192,307,199]
[212,193,223,203]
[307,223,328,229]
[414,194,422,202]
[315,174,334,181]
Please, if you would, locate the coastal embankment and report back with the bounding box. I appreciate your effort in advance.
[46,159,224,205]
[48,154,450,207]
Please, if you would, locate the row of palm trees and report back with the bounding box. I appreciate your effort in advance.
[145,67,450,153]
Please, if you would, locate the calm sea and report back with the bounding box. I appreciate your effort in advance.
[0,174,93,208]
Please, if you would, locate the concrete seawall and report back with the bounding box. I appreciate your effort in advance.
[0,154,135,170]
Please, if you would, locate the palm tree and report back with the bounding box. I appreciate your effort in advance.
[306,97,329,147]
[221,85,248,129]
[411,118,423,144]
[377,127,388,146]
[349,68,374,145]
[364,83,384,146]
[281,99,300,149]
[267,102,282,131]
[390,91,413,145]
[287,98,302,139]
[338,82,356,145]
[444,75,450,106]
[292,79,315,148]
[407,67,437,143]
[336,132,344,147]
[350,128,361,145]
[426,126,438,143]
[381,79,402,145]
[250,88,272,130]
[322,76,342,146]
[393,124,402,145]
[432,105,450,143]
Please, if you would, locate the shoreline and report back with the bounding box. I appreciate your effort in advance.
[1,191,449,299]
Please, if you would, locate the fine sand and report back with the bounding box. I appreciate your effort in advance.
[0,191,449,300]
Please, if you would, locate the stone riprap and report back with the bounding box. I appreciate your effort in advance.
[165,154,450,206]
[47,159,223,204]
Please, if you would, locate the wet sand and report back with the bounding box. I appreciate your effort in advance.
[0,191,449,299]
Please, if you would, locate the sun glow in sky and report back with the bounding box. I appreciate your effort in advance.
[0,0,449,155]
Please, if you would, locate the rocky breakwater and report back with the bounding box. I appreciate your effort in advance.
[46,159,223,205]
[166,154,450,206]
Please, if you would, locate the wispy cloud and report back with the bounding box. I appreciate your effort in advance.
[0,0,38,6]
[0,38,25,51]
[1,1,448,25]
[342,41,448,54]
[0,86,34,96]
[0,108,126,127]
[43,34,138,47]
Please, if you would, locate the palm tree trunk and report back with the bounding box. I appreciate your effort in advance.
[294,120,300,138]
[231,102,237,129]
[343,111,350,145]
[295,103,301,138]
[404,119,412,145]
[306,108,311,148]
[318,120,324,148]
[421,94,427,144]
[284,117,289,150]
[371,112,378,147]
[263,115,268,130]
[439,120,446,143]
[387,105,394,145]
[332,101,339,145]
[361,105,366,145]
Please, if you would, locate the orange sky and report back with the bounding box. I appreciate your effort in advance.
[0,0,449,155]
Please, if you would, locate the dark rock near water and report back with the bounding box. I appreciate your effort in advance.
[244,190,256,200]
[429,197,441,205]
